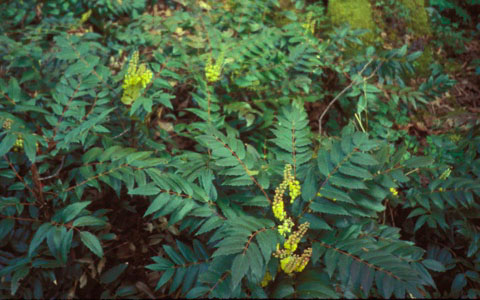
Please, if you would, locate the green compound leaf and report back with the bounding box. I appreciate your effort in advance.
[79,231,103,258]
[231,253,250,289]
[100,263,129,284]
[28,223,53,257]
[0,133,18,156]
[54,201,91,223]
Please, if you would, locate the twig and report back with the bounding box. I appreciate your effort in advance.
[39,156,65,181]
[318,58,377,135]
[113,128,129,139]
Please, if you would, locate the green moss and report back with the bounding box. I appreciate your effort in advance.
[328,0,377,44]
[415,45,434,76]
[399,0,432,36]
[444,59,463,75]
[395,0,433,76]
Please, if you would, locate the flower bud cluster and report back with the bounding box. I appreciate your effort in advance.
[260,271,273,287]
[389,187,398,196]
[13,136,24,152]
[289,179,301,203]
[2,118,12,130]
[269,166,311,278]
[302,12,315,34]
[277,217,294,237]
[121,51,153,105]
[272,164,302,222]
[283,222,309,254]
[277,247,312,274]
[273,182,287,221]
[205,53,224,83]
[274,222,311,275]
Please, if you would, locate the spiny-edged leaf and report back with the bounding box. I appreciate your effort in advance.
[193,239,210,260]
[317,149,333,177]
[404,156,434,168]
[324,248,340,278]
[182,265,200,295]
[381,273,395,299]
[169,200,196,225]
[296,281,339,299]
[72,216,106,227]
[196,216,224,236]
[186,286,210,299]
[300,214,332,230]
[350,152,379,166]
[0,218,14,240]
[11,266,30,296]
[272,282,295,298]
[330,174,367,189]
[23,133,38,163]
[422,259,445,272]
[60,229,73,264]
[55,201,91,223]
[128,183,160,196]
[28,223,53,257]
[231,253,249,289]
[126,151,154,164]
[320,185,354,204]
[82,147,104,163]
[310,200,350,216]
[246,243,264,281]
[0,257,31,277]
[339,163,372,179]
[169,267,187,294]
[0,133,18,156]
[79,231,103,258]
[163,245,185,265]
[100,263,129,284]
[155,268,175,291]
[212,242,246,257]
[360,264,375,298]
[144,193,170,217]
[147,256,175,271]
[354,195,385,212]
[451,273,467,296]
[176,240,196,263]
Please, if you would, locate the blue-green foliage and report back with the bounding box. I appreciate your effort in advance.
[0,0,479,299]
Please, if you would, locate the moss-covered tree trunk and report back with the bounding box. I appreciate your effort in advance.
[327,0,433,75]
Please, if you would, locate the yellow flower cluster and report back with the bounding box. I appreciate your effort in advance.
[205,56,223,83]
[302,12,315,34]
[260,271,273,287]
[278,217,294,237]
[289,179,301,203]
[13,136,24,152]
[274,222,311,274]
[273,182,288,222]
[121,51,153,105]
[390,187,398,196]
[279,247,312,273]
[269,165,311,277]
[283,222,309,254]
[273,164,300,221]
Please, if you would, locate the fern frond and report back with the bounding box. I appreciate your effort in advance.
[271,104,313,171]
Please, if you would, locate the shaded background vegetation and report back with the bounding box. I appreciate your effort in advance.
[1,0,479,298]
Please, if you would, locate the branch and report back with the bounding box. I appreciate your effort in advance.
[318,59,378,135]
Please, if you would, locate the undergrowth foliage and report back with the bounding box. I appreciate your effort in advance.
[1,0,479,299]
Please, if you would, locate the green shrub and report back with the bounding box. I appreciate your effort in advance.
[0,0,478,298]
